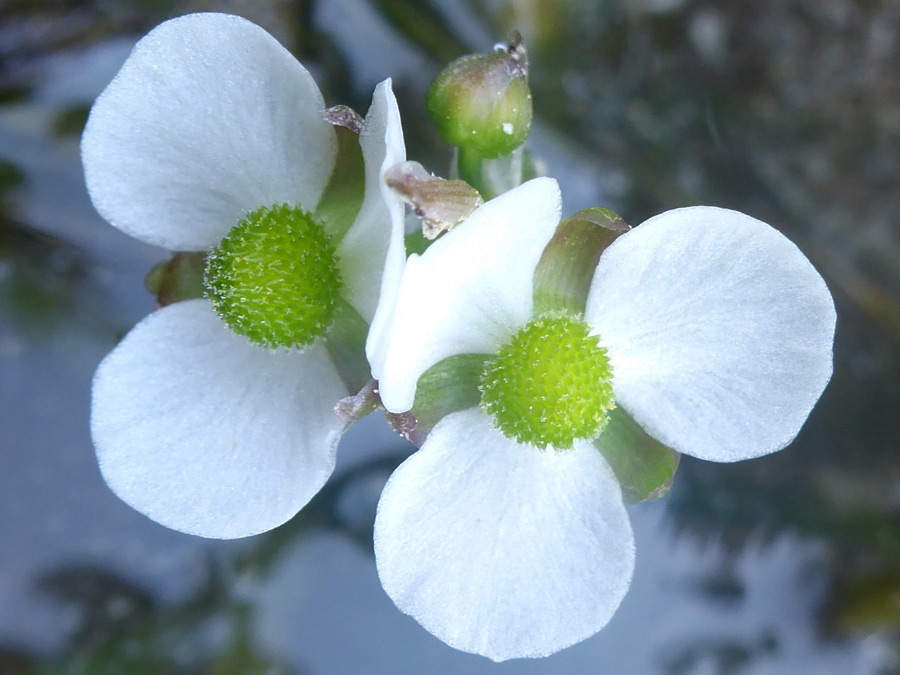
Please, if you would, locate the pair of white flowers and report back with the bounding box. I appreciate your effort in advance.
[83,13,836,662]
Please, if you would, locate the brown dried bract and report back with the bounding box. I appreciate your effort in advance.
[384,161,483,240]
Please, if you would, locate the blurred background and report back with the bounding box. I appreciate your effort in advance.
[1,0,899,673]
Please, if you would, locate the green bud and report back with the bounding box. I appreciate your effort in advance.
[426,36,532,159]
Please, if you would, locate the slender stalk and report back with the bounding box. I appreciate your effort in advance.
[456,145,489,199]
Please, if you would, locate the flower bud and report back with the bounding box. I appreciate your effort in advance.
[426,37,532,159]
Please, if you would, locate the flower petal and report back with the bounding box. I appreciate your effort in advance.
[338,79,406,334]
[374,408,635,661]
[91,300,347,538]
[376,178,562,413]
[584,206,836,462]
[81,12,336,251]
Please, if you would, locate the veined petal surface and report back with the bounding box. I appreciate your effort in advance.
[374,408,635,661]
[338,79,406,331]
[377,178,562,413]
[82,12,336,251]
[585,206,836,462]
[91,300,347,538]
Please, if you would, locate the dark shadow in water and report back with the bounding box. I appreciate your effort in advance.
[0,453,404,673]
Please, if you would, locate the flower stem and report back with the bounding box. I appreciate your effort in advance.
[456,145,489,199]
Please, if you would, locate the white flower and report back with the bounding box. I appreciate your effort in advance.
[369,177,836,660]
[82,13,406,538]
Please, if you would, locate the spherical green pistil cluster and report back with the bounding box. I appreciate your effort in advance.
[204,204,342,349]
[480,313,616,450]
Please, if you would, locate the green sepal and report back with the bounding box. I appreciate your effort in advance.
[144,252,206,307]
[323,298,371,394]
[314,125,366,242]
[404,353,488,446]
[532,207,629,316]
[594,407,680,504]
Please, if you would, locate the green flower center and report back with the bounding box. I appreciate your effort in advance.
[479,313,616,449]
[204,204,342,348]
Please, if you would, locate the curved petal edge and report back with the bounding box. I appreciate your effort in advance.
[585,206,836,462]
[82,12,336,250]
[91,300,347,538]
[336,78,406,352]
[374,408,635,661]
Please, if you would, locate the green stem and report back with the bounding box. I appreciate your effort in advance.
[456,145,489,199]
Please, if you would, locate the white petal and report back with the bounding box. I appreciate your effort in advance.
[374,408,635,661]
[91,300,347,538]
[584,206,836,462]
[339,79,407,330]
[81,13,336,251]
[377,178,562,413]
